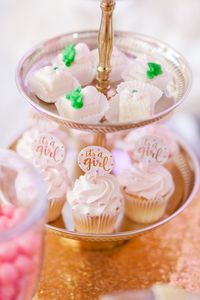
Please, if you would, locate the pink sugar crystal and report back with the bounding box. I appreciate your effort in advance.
[12,207,27,225]
[0,284,18,300]
[0,242,18,262]
[0,204,42,299]
[1,205,16,218]
[17,234,40,257]
[0,263,18,285]
[15,255,33,275]
[0,216,9,231]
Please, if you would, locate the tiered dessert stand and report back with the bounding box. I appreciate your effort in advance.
[15,0,199,252]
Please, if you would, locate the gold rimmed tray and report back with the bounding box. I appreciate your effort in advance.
[10,134,199,245]
[16,31,192,133]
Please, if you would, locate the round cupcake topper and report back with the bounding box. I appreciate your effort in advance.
[135,135,169,165]
[32,134,65,166]
[78,146,114,176]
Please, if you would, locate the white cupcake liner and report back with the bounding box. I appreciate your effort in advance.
[117,80,163,105]
[48,196,66,223]
[124,192,170,224]
[106,81,162,123]
[80,94,109,123]
[56,89,109,124]
[105,94,120,123]
[73,213,119,234]
[70,61,96,86]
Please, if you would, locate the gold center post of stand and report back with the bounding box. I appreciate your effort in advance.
[95,0,116,147]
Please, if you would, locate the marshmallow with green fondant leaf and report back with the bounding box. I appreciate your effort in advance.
[106,80,162,123]
[122,55,170,91]
[53,43,96,86]
[28,65,79,103]
[56,86,109,123]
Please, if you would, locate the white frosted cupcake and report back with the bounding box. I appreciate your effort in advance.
[56,85,109,123]
[16,128,42,166]
[54,43,96,86]
[91,46,129,83]
[15,166,69,222]
[15,171,41,208]
[118,163,175,224]
[28,65,79,103]
[122,54,170,92]
[106,80,162,123]
[116,125,179,162]
[68,173,123,233]
[40,166,69,222]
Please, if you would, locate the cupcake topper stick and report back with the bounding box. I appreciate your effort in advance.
[135,135,169,167]
[78,146,114,177]
[95,0,116,148]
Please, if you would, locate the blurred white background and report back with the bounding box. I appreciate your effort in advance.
[0,0,200,146]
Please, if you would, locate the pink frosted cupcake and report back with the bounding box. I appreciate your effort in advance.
[118,163,175,224]
[68,173,123,233]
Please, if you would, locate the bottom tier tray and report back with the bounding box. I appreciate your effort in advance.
[33,189,200,300]
[10,134,199,244]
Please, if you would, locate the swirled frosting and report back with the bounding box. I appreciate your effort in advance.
[15,171,40,208]
[118,163,174,200]
[68,174,123,216]
[15,166,69,208]
[16,128,40,161]
[40,167,69,200]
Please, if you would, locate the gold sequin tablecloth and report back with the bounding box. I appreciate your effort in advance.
[35,191,200,300]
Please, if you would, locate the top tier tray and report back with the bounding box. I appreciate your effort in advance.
[16,31,192,133]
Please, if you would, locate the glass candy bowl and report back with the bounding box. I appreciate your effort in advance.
[0,149,47,299]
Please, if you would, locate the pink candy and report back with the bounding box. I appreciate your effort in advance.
[0,204,43,300]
